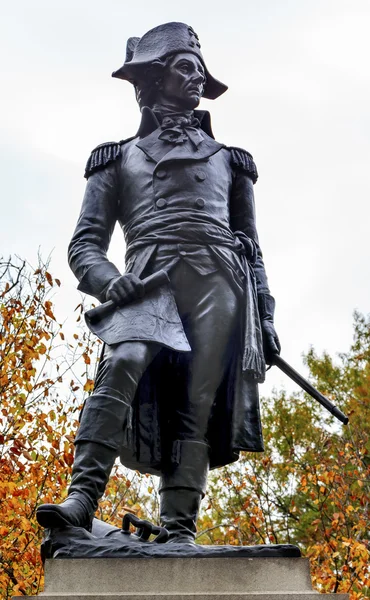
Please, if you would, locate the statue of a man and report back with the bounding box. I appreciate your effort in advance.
[37,22,280,544]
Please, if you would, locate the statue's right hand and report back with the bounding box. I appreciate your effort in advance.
[106,274,145,306]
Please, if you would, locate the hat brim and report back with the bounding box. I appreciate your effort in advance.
[112,61,228,100]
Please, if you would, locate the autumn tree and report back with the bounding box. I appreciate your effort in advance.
[1,256,369,600]
[0,258,150,599]
[199,312,370,599]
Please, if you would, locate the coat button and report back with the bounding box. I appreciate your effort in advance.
[179,250,187,257]
[195,198,205,209]
[156,169,167,179]
[195,171,206,182]
[156,198,167,209]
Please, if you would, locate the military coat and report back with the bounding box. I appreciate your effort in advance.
[68,108,272,473]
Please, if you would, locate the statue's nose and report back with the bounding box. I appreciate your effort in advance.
[193,70,205,84]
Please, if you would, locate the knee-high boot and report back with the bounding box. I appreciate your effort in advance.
[36,440,118,531]
[37,391,130,531]
[159,440,209,543]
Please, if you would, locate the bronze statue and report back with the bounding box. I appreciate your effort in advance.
[37,21,281,545]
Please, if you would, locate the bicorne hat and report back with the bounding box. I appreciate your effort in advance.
[112,22,228,100]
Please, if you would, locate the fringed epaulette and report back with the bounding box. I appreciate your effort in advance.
[84,141,122,179]
[229,146,258,184]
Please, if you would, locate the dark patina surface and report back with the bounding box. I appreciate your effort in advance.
[37,21,291,557]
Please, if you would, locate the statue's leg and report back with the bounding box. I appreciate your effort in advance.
[37,341,159,531]
[159,265,239,542]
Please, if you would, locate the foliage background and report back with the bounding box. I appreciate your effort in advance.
[0,260,369,599]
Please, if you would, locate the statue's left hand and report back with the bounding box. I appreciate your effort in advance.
[261,320,281,365]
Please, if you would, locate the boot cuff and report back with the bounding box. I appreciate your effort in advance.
[159,440,209,496]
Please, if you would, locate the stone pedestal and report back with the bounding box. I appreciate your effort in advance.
[13,557,349,599]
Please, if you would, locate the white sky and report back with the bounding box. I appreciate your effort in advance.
[1,0,369,397]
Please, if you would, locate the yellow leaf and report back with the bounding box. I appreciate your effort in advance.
[123,506,136,514]
[83,379,94,392]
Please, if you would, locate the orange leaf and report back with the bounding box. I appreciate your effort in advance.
[83,353,91,365]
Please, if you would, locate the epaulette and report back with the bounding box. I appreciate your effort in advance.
[228,146,258,184]
[84,138,133,179]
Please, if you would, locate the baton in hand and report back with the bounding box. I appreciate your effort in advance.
[85,270,170,326]
[271,354,349,425]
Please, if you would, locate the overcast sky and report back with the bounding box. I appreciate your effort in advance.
[1,0,369,397]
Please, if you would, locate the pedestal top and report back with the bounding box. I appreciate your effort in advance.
[12,557,350,599]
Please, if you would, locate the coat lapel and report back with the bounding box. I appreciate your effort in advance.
[157,135,224,166]
[136,130,224,165]
[136,129,174,163]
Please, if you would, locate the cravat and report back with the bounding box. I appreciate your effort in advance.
[158,114,204,148]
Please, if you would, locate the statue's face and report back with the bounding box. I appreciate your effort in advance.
[159,52,206,110]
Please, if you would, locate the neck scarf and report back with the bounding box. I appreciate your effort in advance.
[153,108,204,148]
